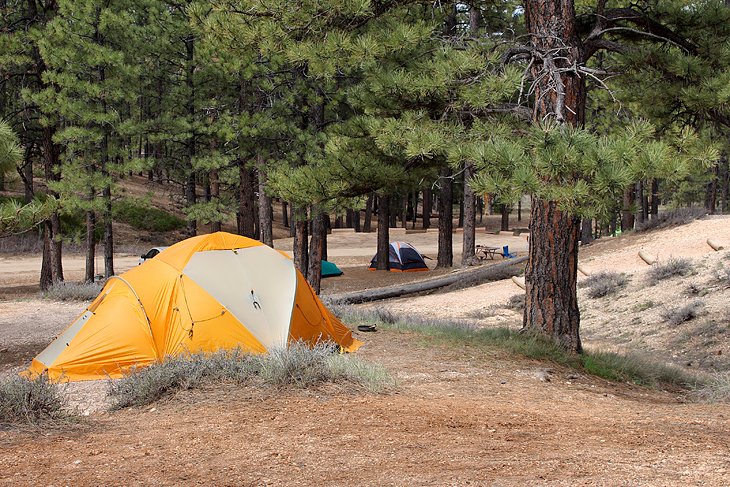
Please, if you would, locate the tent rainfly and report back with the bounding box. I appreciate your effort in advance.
[27,232,362,381]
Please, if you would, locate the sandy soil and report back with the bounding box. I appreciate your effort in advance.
[1,331,729,485]
[1,216,730,485]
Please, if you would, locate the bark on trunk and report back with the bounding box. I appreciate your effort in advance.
[307,211,326,294]
[522,0,585,352]
[237,161,256,237]
[375,194,390,270]
[40,224,52,291]
[500,205,510,231]
[363,193,374,232]
[85,209,96,283]
[461,162,477,265]
[281,201,289,229]
[184,35,197,238]
[621,186,635,231]
[437,168,453,268]
[580,218,594,245]
[102,184,114,278]
[293,207,309,277]
[257,160,273,247]
[42,125,63,283]
[650,178,660,218]
[721,153,729,213]
[524,199,582,352]
[422,189,432,230]
[210,168,222,232]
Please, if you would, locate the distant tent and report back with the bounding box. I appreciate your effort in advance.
[321,260,343,278]
[368,241,429,272]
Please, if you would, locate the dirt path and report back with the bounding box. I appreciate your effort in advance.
[2,330,729,486]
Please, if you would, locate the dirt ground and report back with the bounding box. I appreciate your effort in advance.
[1,216,730,485]
[1,331,729,486]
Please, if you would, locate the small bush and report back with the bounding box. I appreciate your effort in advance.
[661,300,705,326]
[113,199,184,232]
[636,207,708,232]
[692,373,730,403]
[0,374,73,427]
[42,281,103,301]
[713,264,730,287]
[108,344,393,410]
[647,258,694,284]
[632,301,655,312]
[578,271,629,298]
[505,294,525,311]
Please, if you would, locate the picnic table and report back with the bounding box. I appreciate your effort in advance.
[475,245,500,260]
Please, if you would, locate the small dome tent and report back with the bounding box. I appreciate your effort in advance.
[27,232,362,381]
[368,241,429,272]
[321,260,343,278]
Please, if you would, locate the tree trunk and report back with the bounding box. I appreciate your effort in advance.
[522,0,585,352]
[621,186,635,231]
[461,162,476,266]
[257,160,273,247]
[437,167,453,268]
[635,181,645,224]
[422,188,432,229]
[721,153,729,213]
[307,211,326,294]
[281,200,289,229]
[184,35,197,238]
[500,205,510,231]
[650,178,660,218]
[237,161,256,237]
[705,166,718,215]
[580,218,593,245]
[345,209,353,228]
[85,209,96,283]
[363,193,374,232]
[353,207,361,232]
[293,207,309,277]
[102,184,114,278]
[517,198,522,222]
[375,194,390,270]
[40,224,52,291]
[524,199,582,352]
[42,125,63,284]
[210,167,222,232]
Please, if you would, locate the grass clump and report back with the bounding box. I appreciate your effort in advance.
[647,258,694,284]
[578,271,629,298]
[113,198,184,232]
[504,294,525,311]
[337,307,697,389]
[692,373,730,403]
[42,281,103,301]
[661,300,705,326]
[0,374,75,427]
[107,343,393,410]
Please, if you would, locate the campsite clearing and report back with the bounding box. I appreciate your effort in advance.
[1,328,729,485]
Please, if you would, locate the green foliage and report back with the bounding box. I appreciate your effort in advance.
[113,199,184,232]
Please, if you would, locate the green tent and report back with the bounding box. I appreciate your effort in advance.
[321,260,343,278]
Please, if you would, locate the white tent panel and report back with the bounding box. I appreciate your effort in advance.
[183,246,297,349]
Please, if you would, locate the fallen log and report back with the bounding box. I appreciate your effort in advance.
[638,250,656,265]
[511,276,526,289]
[327,256,528,304]
[707,239,725,251]
[577,264,590,276]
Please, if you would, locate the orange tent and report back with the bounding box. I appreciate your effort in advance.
[27,232,362,381]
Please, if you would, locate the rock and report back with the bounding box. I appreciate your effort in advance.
[566,374,579,380]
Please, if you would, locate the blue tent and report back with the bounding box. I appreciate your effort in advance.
[321,260,344,278]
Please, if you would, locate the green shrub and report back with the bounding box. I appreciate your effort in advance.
[578,272,629,298]
[113,199,184,232]
[661,300,705,326]
[647,258,694,284]
[0,374,74,427]
[107,343,393,410]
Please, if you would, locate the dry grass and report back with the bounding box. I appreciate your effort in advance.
[647,258,695,285]
[578,272,629,298]
[0,374,77,427]
[660,300,706,326]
